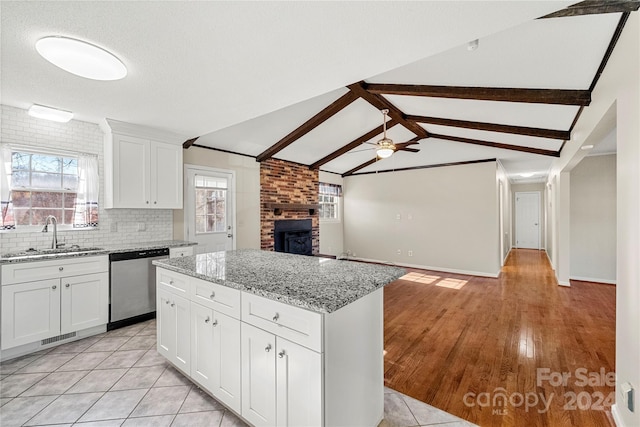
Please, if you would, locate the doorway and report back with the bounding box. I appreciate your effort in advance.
[184,165,236,253]
[515,192,540,249]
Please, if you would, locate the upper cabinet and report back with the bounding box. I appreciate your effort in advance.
[103,119,184,209]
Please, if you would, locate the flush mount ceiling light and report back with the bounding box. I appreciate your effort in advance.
[376,109,396,159]
[36,36,127,81]
[28,104,74,123]
[520,172,535,178]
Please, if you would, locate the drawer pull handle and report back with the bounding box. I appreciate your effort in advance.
[52,285,57,290]
[278,350,286,359]
[265,344,272,352]
[205,316,210,323]
[65,283,70,288]
[212,319,218,327]
[59,267,64,271]
[273,313,279,322]
[210,291,216,299]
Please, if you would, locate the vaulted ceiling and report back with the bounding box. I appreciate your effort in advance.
[2,1,636,183]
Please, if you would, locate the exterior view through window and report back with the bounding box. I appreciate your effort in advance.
[319,182,342,220]
[195,174,227,233]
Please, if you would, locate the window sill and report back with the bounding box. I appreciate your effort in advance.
[0,225,100,234]
[320,219,341,224]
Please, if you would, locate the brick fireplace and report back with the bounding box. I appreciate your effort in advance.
[260,158,319,254]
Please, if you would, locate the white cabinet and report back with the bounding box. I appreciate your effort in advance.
[241,323,322,427]
[157,287,190,375]
[1,256,109,351]
[1,279,61,348]
[169,246,194,258]
[103,119,183,209]
[191,302,241,413]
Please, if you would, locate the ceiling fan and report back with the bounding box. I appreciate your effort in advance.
[350,109,421,158]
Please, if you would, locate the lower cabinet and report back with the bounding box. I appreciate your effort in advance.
[1,270,108,350]
[241,322,322,427]
[157,287,190,374]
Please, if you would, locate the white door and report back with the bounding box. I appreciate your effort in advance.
[1,279,61,350]
[515,192,540,249]
[276,337,322,427]
[61,272,109,334]
[185,165,235,253]
[241,323,276,427]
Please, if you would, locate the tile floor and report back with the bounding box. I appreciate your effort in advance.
[0,320,476,427]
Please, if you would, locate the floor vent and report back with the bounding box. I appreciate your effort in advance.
[41,332,76,345]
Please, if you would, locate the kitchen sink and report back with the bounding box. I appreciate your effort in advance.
[1,246,106,260]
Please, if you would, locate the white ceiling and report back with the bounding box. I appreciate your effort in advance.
[2,1,624,182]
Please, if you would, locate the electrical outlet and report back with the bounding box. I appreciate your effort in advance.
[110,222,117,232]
[137,222,146,232]
[407,213,413,220]
[408,250,413,257]
[395,214,401,220]
[396,249,401,255]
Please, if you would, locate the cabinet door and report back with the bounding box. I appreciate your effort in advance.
[61,273,109,334]
[241,323,276,427]
[150,141,182,208]
[174,292,191,375]
[157,288,175,361]
[191,302,215,390]
[276,337,322,427]
[212,311,241,413]
[112,134,150,208]
[1,279,61,350]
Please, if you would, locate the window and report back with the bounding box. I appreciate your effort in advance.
[194,175,227,233]
[319,182,342,221]
[1,146,99,230]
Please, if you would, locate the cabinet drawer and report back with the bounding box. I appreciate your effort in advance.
[191,277,240,319]
[1,256,108,285]
[170,246,194,258]
[241,292,322,352]
[157,268,189,295]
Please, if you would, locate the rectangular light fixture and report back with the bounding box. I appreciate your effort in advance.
[28,104,74,123]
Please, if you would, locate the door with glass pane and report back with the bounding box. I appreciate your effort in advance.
[185,166,235,253]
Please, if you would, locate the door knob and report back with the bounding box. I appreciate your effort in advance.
[227,234,233,238]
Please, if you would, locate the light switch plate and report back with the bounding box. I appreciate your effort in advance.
[621,382,635,412]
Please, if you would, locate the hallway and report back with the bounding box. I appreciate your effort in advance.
[383,249,616,427]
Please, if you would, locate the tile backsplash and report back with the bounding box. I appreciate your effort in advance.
[0,105,173,253]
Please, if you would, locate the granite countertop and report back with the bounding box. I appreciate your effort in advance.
[153,249,405,313]
[0,240,197,264]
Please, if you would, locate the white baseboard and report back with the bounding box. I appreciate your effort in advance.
[544,250,555,271]
[611,404,625,427]
[557,280,571,287]
[570,276,617,285]
[346,257,500,278]
[503,248,512,265]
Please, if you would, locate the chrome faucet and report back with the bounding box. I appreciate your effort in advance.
[41,215,58,249]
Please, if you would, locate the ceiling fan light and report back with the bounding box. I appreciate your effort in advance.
[28,104,74,123]
[36,36,127,81]
[376,148,395,159]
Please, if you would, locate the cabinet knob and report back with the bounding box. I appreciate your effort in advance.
[265,344,272,352]
[146,201,149,204]
[65,283,70,288]
[170,302,175,307]
[272,313,279,322]
[169,280,174,285]
[210,291,215,299]
[154,201,157,204]
[205,316,210,323]
[165,300,170,305]
[52,285,57,290]
[212,319,218,327]
[278,350,286,359]
[58,267,64,271]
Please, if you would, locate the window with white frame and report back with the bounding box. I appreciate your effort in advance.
[194,175,227,233]
[319,182,341,221]
[1,146,99,230]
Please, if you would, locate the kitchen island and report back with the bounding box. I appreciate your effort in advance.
[153,249,404,427]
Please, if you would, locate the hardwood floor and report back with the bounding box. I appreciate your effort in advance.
[383,249,615,427]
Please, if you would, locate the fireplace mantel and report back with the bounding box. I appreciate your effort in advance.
[264,203,319,216]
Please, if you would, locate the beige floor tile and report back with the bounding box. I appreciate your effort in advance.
[0,395,57,426]
[382,392,419,427]
[171,410,223,427]
[121,414,174,426]
[153,366,191,387]
[130,385,190,417]
[86,337,132,352]
[66,368,128,394]
[179,386,224,413]
[79,389,148,422]
[15,353,75,374]
[57,352,112,372]
[0,373,48,398]
[25,392,103,425]
[20,370,89,396]
[111,366,165,391]
[95,350,146,369]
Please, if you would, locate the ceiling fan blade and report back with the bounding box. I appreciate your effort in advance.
[349,147,375,154]
[399,147,420,153]
[394,141,420,149]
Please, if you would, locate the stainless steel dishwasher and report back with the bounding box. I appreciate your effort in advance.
[108,248,170,330]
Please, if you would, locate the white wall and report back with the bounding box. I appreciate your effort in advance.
[343,161,500,277]
[0,105,173,253]
[547,13,639,426]
[318,171,344,257]
[511,183,545,249]
[570,154,616,283]
[173,146,260,249]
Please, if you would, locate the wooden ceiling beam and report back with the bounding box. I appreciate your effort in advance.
[308,121,398,170]
[182,137,199,149]
[406,115,570,140]
[342,158,378,177]
[430,132,560,157]
[256,91,359,162]
[364,83,591,106]
[347,82,429,138]
[540,1,639,19]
